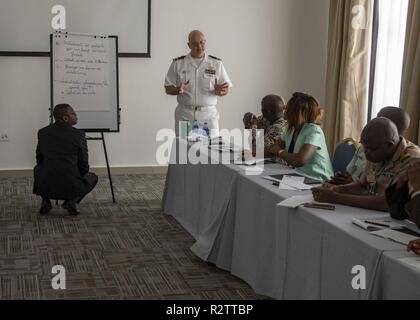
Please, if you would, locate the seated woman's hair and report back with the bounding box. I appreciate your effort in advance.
[285,92,322,130]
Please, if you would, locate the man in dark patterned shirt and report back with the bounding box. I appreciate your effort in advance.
[243,94,287,159]
[386,160,420,255]
[313,118,420,211]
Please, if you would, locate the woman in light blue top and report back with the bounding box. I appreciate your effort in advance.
[269,92,334,182]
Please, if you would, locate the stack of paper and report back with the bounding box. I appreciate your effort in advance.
[244,166,265,175]
[281,175,313,190]
[277,194,314,208]
[370,228,420,245]
[277,182,298,190]
[264,175,314,190]
[235,158,272,166]
[353,218,405,230]
[399,257,420,270]
[352,218,388,231]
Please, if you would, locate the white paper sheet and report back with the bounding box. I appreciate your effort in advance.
[352,218,386,231]
[235,158,272,166]
[280,175,313,190]
[277,194,314,208]
[278,183,297,190]
[283,175,305,183]
[363,219,403,229]
[370,228,419,245]
[262,175,304,190]
[244,166,265,175]
[398,257,420,270]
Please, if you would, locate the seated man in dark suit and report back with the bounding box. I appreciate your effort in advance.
[33,104,98,215]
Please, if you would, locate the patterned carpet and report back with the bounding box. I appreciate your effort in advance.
[0,174,265,300]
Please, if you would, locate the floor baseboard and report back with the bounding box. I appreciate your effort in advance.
[0,166,168,178]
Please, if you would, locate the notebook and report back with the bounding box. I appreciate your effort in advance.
[269,173,321,185]
[370,227,420,245]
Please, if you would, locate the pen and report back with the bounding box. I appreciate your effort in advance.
[303,203,335,210]
[364,220,390,227]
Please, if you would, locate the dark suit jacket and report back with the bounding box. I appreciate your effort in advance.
[33,121,91,200]
[386,183,420,229]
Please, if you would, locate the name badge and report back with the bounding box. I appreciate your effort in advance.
[205,68,216,75]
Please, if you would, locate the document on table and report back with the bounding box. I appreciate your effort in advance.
[262,171,296,183]
[277,182,297,190]
[267,174,314,190]
[277,194,314,208]
[352,218,403,231]
[370,228,420,245]
[398,257,420,270]
[277,194,335,208]
[352,218,384,231]
[235,158,274,166]
[243,166,265,175]
[281,175,313,190]
[208,144,233,152]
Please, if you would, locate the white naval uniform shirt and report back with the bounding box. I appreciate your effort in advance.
[164,53,233,108]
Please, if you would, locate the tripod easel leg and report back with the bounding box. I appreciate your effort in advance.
[101,132,116,203]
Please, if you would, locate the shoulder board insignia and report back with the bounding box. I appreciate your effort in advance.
[209,55,222,61]
[173,55,186,61]
[400,152,411,161]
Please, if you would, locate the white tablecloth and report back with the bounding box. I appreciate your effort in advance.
[162,141,420,299]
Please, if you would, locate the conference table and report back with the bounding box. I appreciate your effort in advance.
[162,139,420,300]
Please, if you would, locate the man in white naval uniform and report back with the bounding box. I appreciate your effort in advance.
[164,30,233,137]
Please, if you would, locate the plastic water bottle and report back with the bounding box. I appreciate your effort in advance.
[192,120,199,131]
[203,122,210,136]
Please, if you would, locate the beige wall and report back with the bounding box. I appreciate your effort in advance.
[0,0,329,169]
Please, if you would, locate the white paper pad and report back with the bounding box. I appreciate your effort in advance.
[277,194,314,208]
[352,218,402,231]
[278,183,297,190]
[261,176,298,190]
[244,166,265,175]
[364,219,403,229]
[283,175,305,183]
[280,175,313,190]
[236,158,273,166]
[398,257,420,270]
[370,228,419,245]
[352,218,386,231]
[262,171,299,183]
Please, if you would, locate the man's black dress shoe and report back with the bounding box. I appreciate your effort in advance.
[39,199,52,215]
[62,200,80,216]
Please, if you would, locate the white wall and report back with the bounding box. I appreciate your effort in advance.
[0,0,329,170]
